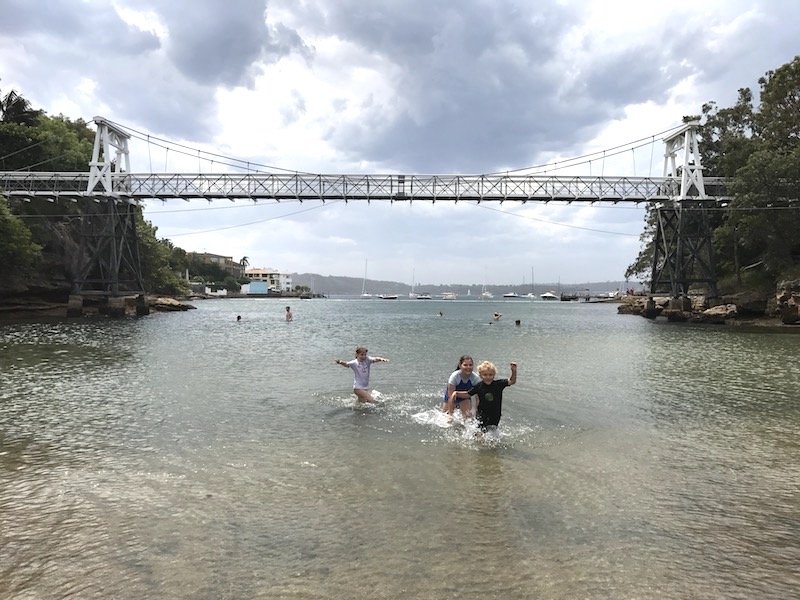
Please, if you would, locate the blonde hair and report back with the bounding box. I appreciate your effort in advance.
[477,361,496,376]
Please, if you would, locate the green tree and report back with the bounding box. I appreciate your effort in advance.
[0,88,42,126]
[627,55,800,290]
[136,215,190,295]
[223,275,241,293]
[624,208,658,284]
[755,56,800,150]
[699,88,757,177]
[714,57,800,286]
[0,197,42,289]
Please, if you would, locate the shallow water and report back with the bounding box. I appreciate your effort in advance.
[1,299,798,598]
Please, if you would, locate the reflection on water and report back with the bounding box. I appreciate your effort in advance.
[1,300,799,598]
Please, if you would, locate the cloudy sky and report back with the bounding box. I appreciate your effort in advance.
[2,0,798,287]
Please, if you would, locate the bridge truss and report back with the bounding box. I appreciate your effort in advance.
[0,118,728,300]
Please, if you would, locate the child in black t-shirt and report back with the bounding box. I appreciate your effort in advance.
[468,360,517,431]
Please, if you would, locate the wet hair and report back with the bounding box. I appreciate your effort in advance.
[355,346,368,355]
[477,360,496,377]
[456,354,474,370]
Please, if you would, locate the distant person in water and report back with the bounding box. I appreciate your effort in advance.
[443,354,480,419]
[493,312,502,321]
[236,315,242,322]
[335,346,389,403]
[515,319,521,326]
[285,306,293,322]
[468,360,517,432]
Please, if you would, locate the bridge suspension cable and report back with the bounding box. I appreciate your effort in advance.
[103,117,314,175]
[106,116,684,181]
[483,124,684,177]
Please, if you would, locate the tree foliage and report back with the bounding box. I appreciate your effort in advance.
[0,87,206,297]
[627,55,800,291]
[0,197,42,290]
[136,216,190,295]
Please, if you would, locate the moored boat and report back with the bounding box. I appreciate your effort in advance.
[360,259,372,298]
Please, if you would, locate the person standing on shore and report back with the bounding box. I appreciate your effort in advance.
[335,346,389,403]
[285,306,293,322]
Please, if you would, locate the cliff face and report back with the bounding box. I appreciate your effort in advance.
[1,214,83,301]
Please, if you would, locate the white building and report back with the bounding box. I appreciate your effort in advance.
[245,268,293,292]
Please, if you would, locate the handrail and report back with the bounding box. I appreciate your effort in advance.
[0,171,732,203]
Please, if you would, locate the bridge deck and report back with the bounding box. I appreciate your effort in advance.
[1,172,730,203]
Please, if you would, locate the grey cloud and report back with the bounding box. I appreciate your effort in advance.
[305,0,684,172]
[0,0,159,54]
[143,0,307,88]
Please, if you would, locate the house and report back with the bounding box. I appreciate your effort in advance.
[245,267,293,293]
[189,252,244,277]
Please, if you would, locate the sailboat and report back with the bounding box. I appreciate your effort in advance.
[409,268,418,299]
[481,269,493,299]
[526,267,536,299]
[360,260,372,299]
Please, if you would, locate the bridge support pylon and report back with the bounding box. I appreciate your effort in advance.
[71,117,145,301]
[73,197,145,298]
[650,121,718,302]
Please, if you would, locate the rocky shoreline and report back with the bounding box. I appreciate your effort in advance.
[0,294,196,319]
[617,281,800,331]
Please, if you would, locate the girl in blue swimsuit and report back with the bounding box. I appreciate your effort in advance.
[442,355,480,419]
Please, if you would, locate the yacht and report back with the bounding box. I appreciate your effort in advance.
[481,290,494,300]
[360,259,372,298]
[378,294,398,300]
[409,269,418,299]
[441,292,457,300]
[540,291,559,300]
[416,293,432,300]
[502,292,519,298]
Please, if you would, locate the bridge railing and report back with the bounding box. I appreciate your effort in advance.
[1,171,731,203]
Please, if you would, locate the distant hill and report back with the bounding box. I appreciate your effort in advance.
[292,273,637,297]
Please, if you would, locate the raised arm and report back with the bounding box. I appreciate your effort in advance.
[371,356,389,363]
[508,362,517,385]
[334,359,350,367]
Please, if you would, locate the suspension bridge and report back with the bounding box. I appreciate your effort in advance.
[0,117,729,313]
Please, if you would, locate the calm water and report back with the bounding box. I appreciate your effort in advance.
[1,298,798,599]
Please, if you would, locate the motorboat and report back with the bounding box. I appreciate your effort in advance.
[502,292,519,298]
[378,294,398,300]
[417,294,432,300]
[441,292,457,300]
[540,291,558,300]
[481,291,494,300]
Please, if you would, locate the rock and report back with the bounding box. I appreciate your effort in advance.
[700,303,737,324]
[663,309,689,322]
[720,291,768,316]
[148,296,196,311]
[774,280,800,323]
[779,303,800,324]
